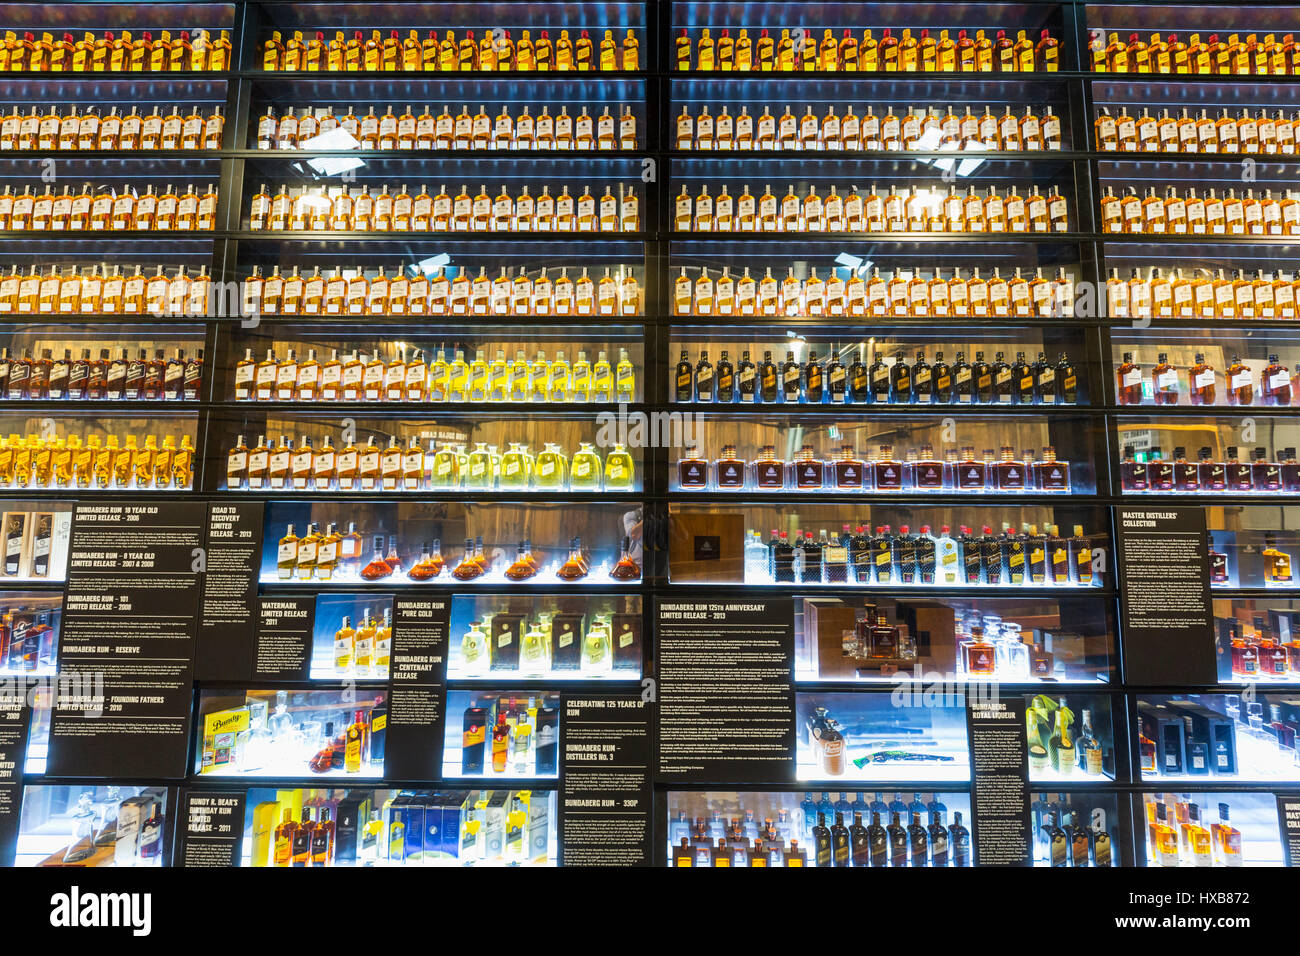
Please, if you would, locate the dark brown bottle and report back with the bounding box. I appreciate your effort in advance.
[1172,446,1199,491]
[873,444,903,489]
[67,348,90,399]
[714,443,745,489]
[123,348,147,399]
[991,351,1013,404]
[1011,351,1034,404]
[1145,448,1173,490]
[1120,445,1147,491]
[143,348,165,400]
[1251,448,1280,491]
[1033,446,1069,491]
[994,445,1026,490]
[912,444,944,489]
[163,348,185,400]
[1224,446,1252,490]
[793,444,825,489]
[27,348,52,399]
[88,348,110,400]
[0,347,10,397]
[1055,352,1077,404]
[1281,448,1300,492]
[1197,447,1225,490]
[955,446,987,490]
[6,348,31,399]
[183,348,204,401]
[47,348,70,399]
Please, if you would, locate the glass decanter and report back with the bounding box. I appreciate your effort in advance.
[570,442,603,490]
[429,442,460,490]
[505,539,540,581]
[498,442,531,489]
[463,442,494,490]
[452,537,485,580]
[603,442,635,490]
[610,535,641,580]
[534,442,569,490]
[407,539,444,580]
[556,537,589,581]
[582,621,611,674]
[460,622,488,675]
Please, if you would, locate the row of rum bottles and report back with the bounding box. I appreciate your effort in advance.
[674,102,1063,151]
[459,613,626,677]
[241,265,641,317]
[750,522,1097,587]
[0,103,224,151]
[1144,794,1242,867]
[331,608,391,679]
[0,433,194,490]
[1092,30,1300,75]
[263,27,638,72]
[1120,446,1299,494]
[680,444,1070,494]
[249,182,639,233]
[0,183,218,232]
[0,28,230,72]
[0,347,202,401]
[1115,350,1293,406]
[0,264,218,317]
[1035,804,1114,867]
[257,103,636,151]
[1105,267,1300,320]
[673,181,1070,233]
[278,527,626,586]
[676,26,1058,73]
[1099,185,1300,236]
[1226,614,1300,679]
[1095,105,1300,155]
[235,346,635,403]
[673,265,1075,318]
[675,348,1078,405]
[229,434,635,493]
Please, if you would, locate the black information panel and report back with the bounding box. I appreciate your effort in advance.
[1278,795,1300,868]
[656,598,795,783]
[1116,507,1217,685]
[48,502,206,779]
[559,694,652,867]
[197,502,264,681]
[0,692,29,866]
[254,596,315,681]
[178,790,247,868]
[967,694,1032,868]
[384,596,449,781]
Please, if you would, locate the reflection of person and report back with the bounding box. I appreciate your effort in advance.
[622,506,643,564]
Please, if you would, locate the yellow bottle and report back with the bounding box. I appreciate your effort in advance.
[604,442,634,489]
[0,434,15,486]
[12,434,34,487]
[133,434,157,489]
[114,435,135,487]
[92,434,114,488]
[54,434,77,487]
[33,435,54,488]
[153,434,176,488]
